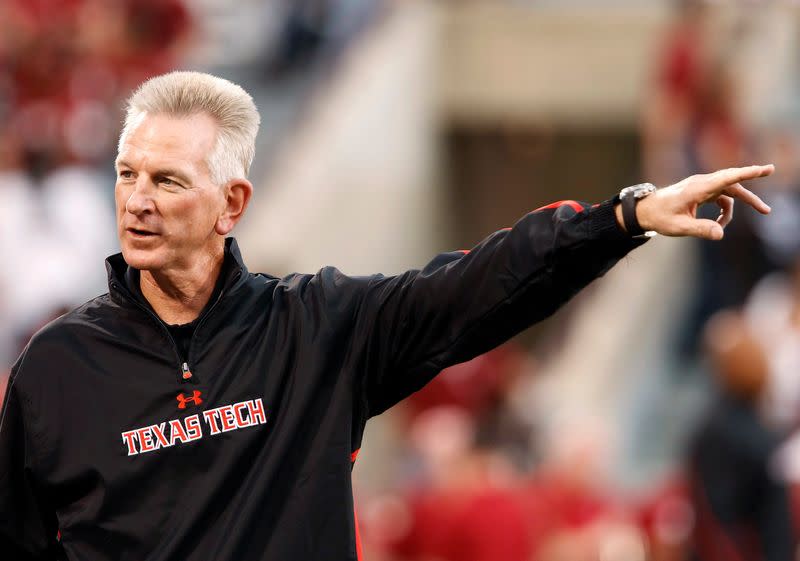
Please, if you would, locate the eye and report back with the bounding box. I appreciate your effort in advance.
[118,170,134,179]
[159,177,178,187]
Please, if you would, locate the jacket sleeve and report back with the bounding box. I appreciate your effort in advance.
[349,198,647,418]
[0,362,60,560]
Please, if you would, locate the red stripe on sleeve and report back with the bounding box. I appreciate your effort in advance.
[352,449,363,559]
[354,506,364,561]
[534,200,585,213]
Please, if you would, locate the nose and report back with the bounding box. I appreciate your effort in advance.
[125,177,156,216]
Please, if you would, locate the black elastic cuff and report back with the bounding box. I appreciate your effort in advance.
[586,199,631,241]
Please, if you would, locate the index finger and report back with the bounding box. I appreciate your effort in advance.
[707,164,775,189]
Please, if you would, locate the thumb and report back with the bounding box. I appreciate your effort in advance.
[682,217,724,240]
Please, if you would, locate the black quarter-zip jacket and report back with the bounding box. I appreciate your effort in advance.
[0,199,646,560]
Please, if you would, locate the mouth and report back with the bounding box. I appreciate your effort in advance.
[126,227,159,238]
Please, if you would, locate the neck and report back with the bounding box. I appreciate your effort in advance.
[140,245,225,325]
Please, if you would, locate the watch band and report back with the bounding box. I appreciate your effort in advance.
[621,192,645,236]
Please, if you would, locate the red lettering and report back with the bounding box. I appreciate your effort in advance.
[202,410,222,435]
[219,405,237,432]
[151,423,170,449]
[120,399,268,459]
[137,427,155,453]
[233,402,249,428]
[121,430,139,456]
[247,399,267,425]
[185,414,202,441]
[169,418,188,445]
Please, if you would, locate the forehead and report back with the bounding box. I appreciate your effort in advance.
[117,112,218,173]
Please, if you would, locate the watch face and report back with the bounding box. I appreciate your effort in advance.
[622,183,657,199]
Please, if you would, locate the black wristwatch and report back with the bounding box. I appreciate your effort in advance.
[619,183,658,238]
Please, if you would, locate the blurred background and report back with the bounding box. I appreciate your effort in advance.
[3,0,800,559]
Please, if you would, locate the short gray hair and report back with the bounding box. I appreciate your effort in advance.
[119,71,260,185]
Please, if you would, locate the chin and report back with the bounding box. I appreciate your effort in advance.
[121,244,168,272]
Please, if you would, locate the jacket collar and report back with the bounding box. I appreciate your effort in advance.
[106,237,248,305]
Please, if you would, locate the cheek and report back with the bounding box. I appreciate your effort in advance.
[114,182,128,216]
[164,195,219,235]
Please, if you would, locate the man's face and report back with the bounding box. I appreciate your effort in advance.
[115,112,226,272]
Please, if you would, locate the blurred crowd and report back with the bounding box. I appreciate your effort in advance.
[0,0,192,369]
[353,321,800,561]
[4,1,800,560]
[355,344,689,561]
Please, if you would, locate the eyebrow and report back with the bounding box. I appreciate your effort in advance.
[115,160,193,185]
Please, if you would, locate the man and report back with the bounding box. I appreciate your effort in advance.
[690,311,795,561]
[0,71,773,560]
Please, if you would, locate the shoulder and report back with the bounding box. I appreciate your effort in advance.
[248,251,466,296]
[39,293,118,338]
[247,267,388,318]
[10,293,116,381]
[250,267,371,295]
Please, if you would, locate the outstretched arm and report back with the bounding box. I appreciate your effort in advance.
[351,198,642,418]
[351,165,774,419]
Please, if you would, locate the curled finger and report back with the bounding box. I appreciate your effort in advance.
[722,183,771,215]
[716,195,734,227]
[676,215,724,241]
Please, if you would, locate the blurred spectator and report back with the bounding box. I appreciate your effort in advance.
[645,8,785,358]
[751,125,800,269]
[638,478,695,561]
[524,418,647,561]
[267,0,386,77]
[745,255,800,538]
[641,0,711,186]
[0,166,116,352]
[688,310,795,561]
[680,118,800,365]
[401,346,523,422]
[363,406,529,561]
[396,344,535,471]
[744,257,800,430]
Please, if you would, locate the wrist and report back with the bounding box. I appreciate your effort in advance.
[614,202,626,232]
[618,183,658,238]
[635,194,655,232]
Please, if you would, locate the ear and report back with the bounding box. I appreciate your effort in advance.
[215,178,253,235]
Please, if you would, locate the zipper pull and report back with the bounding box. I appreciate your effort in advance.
[181,362,193,380]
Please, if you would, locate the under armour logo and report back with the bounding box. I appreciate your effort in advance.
[177,390,203,409]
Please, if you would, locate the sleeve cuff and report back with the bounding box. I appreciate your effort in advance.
[585,198,652,247]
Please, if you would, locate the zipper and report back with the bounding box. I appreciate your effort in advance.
[110,280,194,384]
[110,268,242,385]
[185,270,242,368]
